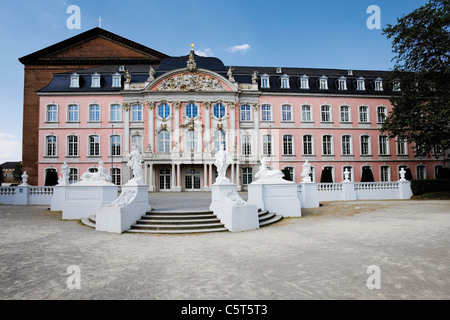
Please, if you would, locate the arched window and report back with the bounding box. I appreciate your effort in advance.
[131,104,143,121]
[88,135,100,156]
[158,103,170,118]
[213,103,225,119]
[186,130,197,153]
[283,135,294,155]
[46,135,57,157]
[67,135,78,156]
[158,130,171,153]
[214,130,226,152]
[186,103,198,119]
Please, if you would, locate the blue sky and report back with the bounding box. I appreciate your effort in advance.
[0,0,429,164]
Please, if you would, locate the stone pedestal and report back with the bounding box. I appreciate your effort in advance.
[398,180,413,199]
[209,183,259,232]
[62,184,118,220]
[300,182,320,208]
[50,185,66,211]
[96,184,151,234]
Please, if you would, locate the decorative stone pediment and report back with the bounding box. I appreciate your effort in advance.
[155,72,226,92]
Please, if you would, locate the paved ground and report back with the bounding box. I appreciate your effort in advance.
[0,193,449,300]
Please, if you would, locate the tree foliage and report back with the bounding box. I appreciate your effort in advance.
[381,0,450,158]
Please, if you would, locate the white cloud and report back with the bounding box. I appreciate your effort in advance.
[195,48,214,57]
[227,44,251,53]
[0,133,21,164]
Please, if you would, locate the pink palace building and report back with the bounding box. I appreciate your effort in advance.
[36,44,445,191]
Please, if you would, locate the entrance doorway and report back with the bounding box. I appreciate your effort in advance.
[184,168,201,191]
[159,168,171,190]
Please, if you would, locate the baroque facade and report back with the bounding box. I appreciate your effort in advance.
[33,29,445,191]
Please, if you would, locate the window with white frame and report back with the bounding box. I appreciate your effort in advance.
[46,135,57,157]
[283,135,294,155]
[322,135,333,155]
[284,167,294,181]
[110,168,121,185]
[379,135,389,155]
[242,167,253,185]
[360,135,370,155]
[70,73,79,88]
[356,77,365,91]
[110,135,121,156]
[110,104,122,122]
[67,104,79,122]
[380,166,390,181]
[377,106,387,123]
[91,73,101,88]
[88,135,100,156]
[213,103,226,119]
[340,105,350,122]
[89,104,100,122]
[241,135,252,156]
[280,74,290,89]
[131,104,143,121]
[158,103,170,119]
[260,74,270,88]
[67,135,78,156]
[240,105,251,121]
[186,130,197,153]
[392,80,401,92]
[263,135,272,155]
[321,105,331,122]
[158,130,171,153]
[112,73,122,88]
[131,134,143,153]
[416,165,426,180]
[359,106,369,123]
[69,168,78,184]
[186,103,198,119]
[261,104,272,121]
[214,130,226,152]
[300,75,309,89]
[46,104,58,122]
[341,135,352,155]
[302,104,312,122]
[374,78,383,91]
[319,76,328,90]
[338,76,347,90]
[281,104,293,122]
[303,135,313,155]
[397,138,408,155]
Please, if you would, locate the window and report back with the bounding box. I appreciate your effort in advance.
[89,135,100,156]
[111,168,121,185]
[263,135,272,155]
[213,103,226,119]
[374,78,383,91]
[46,104,58,122]
[360,135,370,155]
[89,104,100,122]
[434,165,444,179]
[321,105,331,122]
[67,104,79,122]
[69,168,78,184]
[186,103,198,119]
[131,135,143,153]
[281,104,293,122]
[303,135,313,155]
[300,75,309,89]
[416,165,426,180]
[186,130,197,153]
[379,136,389,155]
[242,167,253,185]
[359,106,369,123]
[319,76,328,90]
[67,135,78,156]
[91,73,101,88]
[397,138,408,155]
[302,105,312,122]
[340,105,350,122]
[377,106,387,123]
[131,104,143,121]
[284,167,294,181]
[341,135,352,155]
[214,130,226,152]
[241,135,252,155]
[343,166,352,182]
[283,135,293,155]
[158,130,171,153]
[112,73,121,88]
[70,73,79,88]
[46,135,57,156]
[110,104,122,122]
[392,80,401,92]
[356,77,365,91]
[261,104,272,121]
[380,166,390,182]
[338,76,347,90]
[322,135,333,155]
[280,74,290,89]
[158,103,170,119]
[260,74,270,88]
[110,135,121,156]
[240,105,251,121]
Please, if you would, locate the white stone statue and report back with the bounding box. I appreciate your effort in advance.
[126,143,144,185]
[301,160,312,183]
[399,168,407,181]
[227,67,235,82]
[147,66,155,81]
[76,160,113,185]
[223,189,247,207]
[254,157,284,182]
[214,146,232,184]
[105,189,137,207]
[58,161,70,186]
[252,71,258,84]
[20,171,29,186]
[343,168,351,182]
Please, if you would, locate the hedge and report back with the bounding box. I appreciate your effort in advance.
[410,179,450,196]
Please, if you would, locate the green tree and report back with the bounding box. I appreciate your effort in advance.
[13,162,22,182]
[381,0,450,158]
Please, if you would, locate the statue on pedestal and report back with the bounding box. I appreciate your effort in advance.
[58,161,70,186]
[301,160,312,183]
[214,146,232,184]
[126,143,144,185]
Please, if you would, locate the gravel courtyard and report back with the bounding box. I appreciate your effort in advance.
[0,195,449,300]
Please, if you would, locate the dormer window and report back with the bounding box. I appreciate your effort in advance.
[319,76,328,90]
[280,74,290,89]
[392,80,401,92]
[337,76,347,90]
[374,77,383,91]
[300,75,309,89]
[260,74,270,88]
[70,73,79,88]
[112,72,122,88]
[91,73,101,88]
[356,77,366,91]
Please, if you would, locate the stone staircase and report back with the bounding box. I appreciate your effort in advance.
[82,209,282,234]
